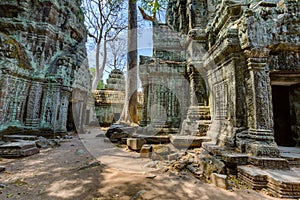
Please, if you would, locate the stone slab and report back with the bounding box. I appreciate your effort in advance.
[170,135,210,149]
[0,141,39,157]
[137,135,170,144]
[2,135,37,142]
[0,141,36,149]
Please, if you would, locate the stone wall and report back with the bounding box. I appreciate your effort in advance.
[0,0,91,135]
[162,0,300,154]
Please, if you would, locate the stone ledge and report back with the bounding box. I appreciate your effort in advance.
[238,166,300,198]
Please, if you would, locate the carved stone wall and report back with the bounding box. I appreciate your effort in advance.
[164,0,300,155]
[0,0,91,135]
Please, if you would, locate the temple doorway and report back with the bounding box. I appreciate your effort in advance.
[272,85,296,147]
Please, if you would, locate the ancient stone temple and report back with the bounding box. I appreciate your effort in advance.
[0,0,91,135]
[138,0,300,197]
[144,0,299,153]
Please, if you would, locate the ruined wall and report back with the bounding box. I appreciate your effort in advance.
[94,69,125,126]
[0,0,91,134]
[139,24,190,129]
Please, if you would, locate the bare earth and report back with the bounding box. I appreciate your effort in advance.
[0,128,287,200]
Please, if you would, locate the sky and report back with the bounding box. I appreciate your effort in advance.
[85,2,166,84]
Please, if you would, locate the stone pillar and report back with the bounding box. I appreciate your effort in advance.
[241,49,279,157]
[188,64,196,106]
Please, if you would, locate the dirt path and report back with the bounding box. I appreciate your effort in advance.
[0,128,284,200]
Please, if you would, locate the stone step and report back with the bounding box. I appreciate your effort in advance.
[248,156,290,170]
[2,135,38,142]
[279,146,300,168]
[282,156,300,168]
[0,141,39,157]
[238,165,300,198]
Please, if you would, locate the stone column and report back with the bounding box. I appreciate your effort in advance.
[187,64,197,106]
[243,49,279,157]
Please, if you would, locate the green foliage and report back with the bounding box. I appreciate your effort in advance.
[97,80,105,90]
[140,0,168,15]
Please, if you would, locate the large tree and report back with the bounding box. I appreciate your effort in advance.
[118,0,168,124]
[82,0,127,90]
[118,0,138,124]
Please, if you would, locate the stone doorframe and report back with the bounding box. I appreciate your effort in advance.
[237,48,280,157]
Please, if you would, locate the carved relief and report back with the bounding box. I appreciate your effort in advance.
[214,81,228,119]
[0,0,92,133]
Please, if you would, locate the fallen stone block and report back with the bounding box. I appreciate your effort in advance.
[0,141,39,157]
[170,135,210,149]
[138,135,170,144]
[210,173,229,190]
[127,138,146,151]
[3,135,37,142]
[140,144,152,158]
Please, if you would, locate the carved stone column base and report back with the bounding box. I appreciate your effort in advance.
[236,139,280,158]
[248,129,275,142]
[236,129,279,157]
[245,142,280,157]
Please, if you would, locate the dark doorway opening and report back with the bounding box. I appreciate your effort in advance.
[67,102,75,131]
[272,85,296,147]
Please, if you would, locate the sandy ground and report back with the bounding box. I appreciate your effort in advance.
[0,127,286,200]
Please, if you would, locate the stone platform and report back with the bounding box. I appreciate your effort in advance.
[279,146,300,168]
[238,166,300,198]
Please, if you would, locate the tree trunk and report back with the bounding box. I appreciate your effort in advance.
[92,40,107,91]
[119,0,138,124]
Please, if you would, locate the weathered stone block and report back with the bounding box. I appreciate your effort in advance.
[140,144,152,158]
[127,138,146,151]
[0,141,39,157]
[210,173,229,190]
[3,135,37,142]
[138,135,170,144]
